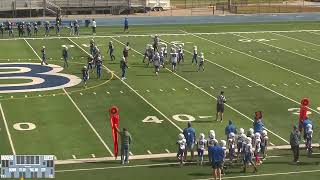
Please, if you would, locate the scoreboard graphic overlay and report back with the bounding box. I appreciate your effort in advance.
[1,155,55,179]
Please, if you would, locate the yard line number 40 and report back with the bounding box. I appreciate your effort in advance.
[142,114,196,124]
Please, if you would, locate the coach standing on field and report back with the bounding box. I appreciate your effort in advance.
[116,127,132,164]
[216,91,227,122]
[290,125,301,164]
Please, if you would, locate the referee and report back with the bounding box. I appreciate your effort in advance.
[216,91,227,122]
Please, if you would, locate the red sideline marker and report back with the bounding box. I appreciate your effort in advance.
[109,106,119,158]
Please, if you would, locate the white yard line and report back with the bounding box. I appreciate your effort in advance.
[114,36,290,145]
[229,34,320,83]
[180,30,320,117]
[24,38,42,60]
[271,32,320,47]
[68,37,183,133]
[0,102,16,155]
[234,33,320,63]
[1,29,320,41]
[63,88,114,156]
[194,169,320,180]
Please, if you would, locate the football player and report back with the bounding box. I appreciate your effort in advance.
[69,21,74,35]
[0,23,4,37]
[147,47,154,67]
[153,34,159,52]
[192,46,198,64]
[107,41,115,61]
[247,128,255,145]
[96,55,102,79]
[62,46,69,68]
[237,128,247,162]
[170,48,178,72]
[123,42,130,61]
[177,133,187,165]
[178,45,184,64]
[220,140,227,175]
[243,137,257,173]
[196,133,207,165]
[44,21,50,37]
[305,124,313,157]
[153,52,160,75]
[41,46,48,65]
[89,39,95,55]
[160,47,165,68]
[253,132,261,165]
[120,57,128,80]
[207,130,216,163]
[33,22,38,36]
[197,52,204,72]
[82,66,88,88]
[87,55,94,72]
[260,130,268,160]
[228,132,236,162]
[142,44,151,63]
[8,22,14,37]
[26,22,32,37]
[74,20,80,36]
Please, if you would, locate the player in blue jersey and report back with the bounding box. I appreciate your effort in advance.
[62,46,69,68]
[82,66,88,88]
[41,46,48,65]
[183,122,196,161]
[107,41,115,61]
[124,17,129,33]
[96,56,102,79]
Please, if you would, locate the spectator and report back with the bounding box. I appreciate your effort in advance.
[183,122,196,161]
[290,125,301,164]
[116,127,132,164]
[216,91,226,122]
[225,120,236,139]
[210,139,224,180]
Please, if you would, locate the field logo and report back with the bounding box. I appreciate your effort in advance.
[0,63,81,93]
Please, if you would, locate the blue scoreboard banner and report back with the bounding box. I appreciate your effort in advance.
[1,155,55,179]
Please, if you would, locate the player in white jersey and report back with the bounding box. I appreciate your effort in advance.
[305,124,313,157]
[197,52,205,72]
[143,44,151,63]
[243,137,257,173]
[207,130,216,163]
[260,130,268,160]
[192,46,198,64]
[247,128,255,145]
[177,133,187,165]
[196,133,207,165]
[178,45,184,64]
[228,132,236,162]
[220,140,227,175]
[163,44,168,59]
[160,47,165,68]
[153,52,161,75]
[253,132,261,165]
[170,48,178,72]
[237,128,247,161]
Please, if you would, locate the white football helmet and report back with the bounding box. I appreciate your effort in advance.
[220,140,227,147]
[229,132,235,138]
[200,133,205,139]
[249,128,254,135]
[178,133,185,140]
[306,124,312,129]
[262,130,267,136]
[239,128,245,134]
[245,137,252,144]
[254,132,261,139]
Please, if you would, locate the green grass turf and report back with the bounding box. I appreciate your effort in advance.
[0,21,319,179]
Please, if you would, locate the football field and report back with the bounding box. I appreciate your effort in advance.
[0,21,320,179]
